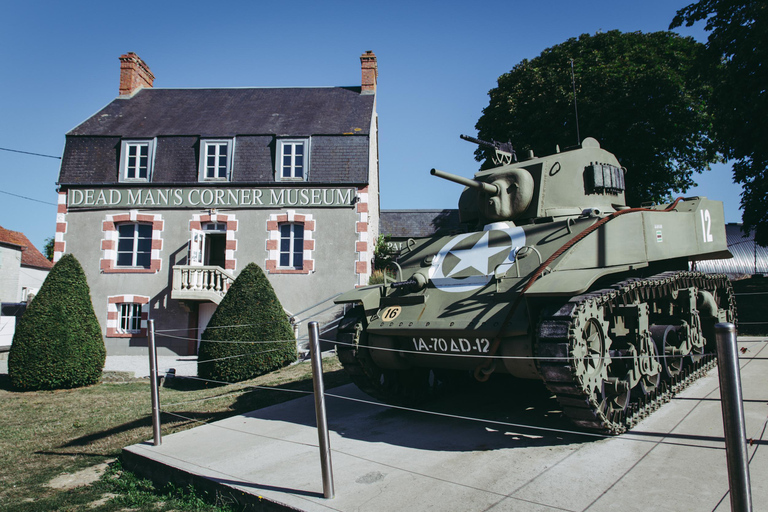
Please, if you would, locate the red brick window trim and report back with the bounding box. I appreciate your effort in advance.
[189,213,238,270]
[266,211,314,275]
[101,211,163,273]
[106,295,150,338]
[355,187,370,285]
[54,191,68,262]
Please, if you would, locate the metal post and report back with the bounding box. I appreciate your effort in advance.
[148,320,162,446]
[309,321,334,499]
[715,322,752,512]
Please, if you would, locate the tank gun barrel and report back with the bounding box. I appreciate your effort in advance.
[430,168,498,195]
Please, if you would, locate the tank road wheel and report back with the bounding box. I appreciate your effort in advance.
[335,306,445,406]
[537,272,734,434]
[537,296,629,433]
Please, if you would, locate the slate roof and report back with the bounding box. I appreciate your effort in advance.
[59,87,375,186]
[380,210,462,239]
[0,227,53,270]
[68,87,374,137]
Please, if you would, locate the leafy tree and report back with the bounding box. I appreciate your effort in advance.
[197,262,296,383]
[43,236,54,261]
[8,254,105,390]
[373,234,397,271]
[475,30,719,206]
[671,1,768,245]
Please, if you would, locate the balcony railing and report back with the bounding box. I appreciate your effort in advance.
[172,265,235,304]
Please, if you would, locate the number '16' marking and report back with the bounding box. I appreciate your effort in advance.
[700,209,713,243]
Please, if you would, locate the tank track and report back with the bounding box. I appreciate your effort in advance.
[336,307,448,406]
[535,271,735,434]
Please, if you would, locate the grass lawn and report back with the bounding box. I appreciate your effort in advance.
[0,358,348,511]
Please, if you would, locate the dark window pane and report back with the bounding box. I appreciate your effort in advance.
[137,238,152,252]
[118,224,134,237]
[138,224,152,237]
[280,252,289,267]
[294,225,304,239]
[136,252,151,268]
[117,252,133,266]
[295,144,303,156]
[117,238,134,252]
[294,252,303,267]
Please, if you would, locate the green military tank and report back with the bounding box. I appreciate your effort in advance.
[334,135,735,434]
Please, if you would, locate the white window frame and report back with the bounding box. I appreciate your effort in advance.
[199,139,233,181]
[277,139,309,181]
[117,303,143,334]
[116,222,153,268]
[278,223,304,269]
[119,140,155,182]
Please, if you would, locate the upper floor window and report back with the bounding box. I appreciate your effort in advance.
[199,139,233,181]
[277,139,309,181]
[279,223,304,269]
[117,223,152,268]
[120,140,154,182]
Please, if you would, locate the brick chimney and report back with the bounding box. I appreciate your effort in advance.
[119,52,155,96]
[360,51,377,95]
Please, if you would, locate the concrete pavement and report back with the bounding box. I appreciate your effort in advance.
[122,336,768,511]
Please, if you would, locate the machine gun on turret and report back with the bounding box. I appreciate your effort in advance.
[460,134,517,166]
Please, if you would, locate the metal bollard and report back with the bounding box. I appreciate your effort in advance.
[308,321,335,499]
[148,320,162,446]
[715,322,751,512]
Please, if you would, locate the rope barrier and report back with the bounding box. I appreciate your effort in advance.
[330,338,717,361]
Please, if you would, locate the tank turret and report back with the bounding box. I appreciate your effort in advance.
[434,137,627,227]
[334,134,735,435]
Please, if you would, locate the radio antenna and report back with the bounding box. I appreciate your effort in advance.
[570,59,581,145]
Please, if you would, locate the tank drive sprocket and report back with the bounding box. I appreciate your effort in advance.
[535,271,734,434]
[336,306,450,406]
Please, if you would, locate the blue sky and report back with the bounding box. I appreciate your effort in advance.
[0,0,743,251]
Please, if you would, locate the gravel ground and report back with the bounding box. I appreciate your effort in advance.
[0,355,198,378]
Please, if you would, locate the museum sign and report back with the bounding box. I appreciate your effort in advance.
[66,186,356,209]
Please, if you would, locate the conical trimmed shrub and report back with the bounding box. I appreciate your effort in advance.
[8,254,105,390]
[197,262,297,382]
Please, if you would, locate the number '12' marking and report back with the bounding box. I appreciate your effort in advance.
[700,209,713,243]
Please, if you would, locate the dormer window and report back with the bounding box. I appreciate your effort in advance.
[119,140,154,182]
[199,139,233,181]
[277,139,309,181]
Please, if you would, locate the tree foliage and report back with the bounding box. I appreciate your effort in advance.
[197,262,296,383]
[672,1,768,245]
[8,254,105,390]
[43,236,54,261]
[475,30,719,206]
[373,234,397,271]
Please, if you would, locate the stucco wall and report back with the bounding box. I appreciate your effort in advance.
[60,203,361,356]
[18,266,49,302]
[0,245,22,303]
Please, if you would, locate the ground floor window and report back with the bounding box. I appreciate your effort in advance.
[279,223,304,269]
[117,223,152,268]
[100,212,163,273]
[106,295,149,338]
[117,303,143,334]
[266,211,315,274]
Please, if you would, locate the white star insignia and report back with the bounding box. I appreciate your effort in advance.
[445,231,511,277]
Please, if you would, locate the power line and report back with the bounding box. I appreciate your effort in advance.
[0,190,57,206]
[0,147,61,160]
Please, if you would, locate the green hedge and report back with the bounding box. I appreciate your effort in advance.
[8,254,105,390]
[197,263,297,382]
